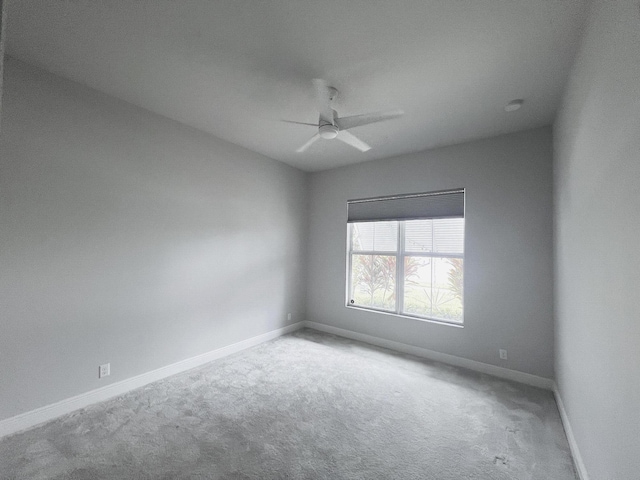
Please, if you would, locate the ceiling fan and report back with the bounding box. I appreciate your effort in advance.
[283,79,403,153]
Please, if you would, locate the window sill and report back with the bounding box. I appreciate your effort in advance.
[345,304,464,328]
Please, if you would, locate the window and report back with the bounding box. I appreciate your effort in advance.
[347,190,465,324]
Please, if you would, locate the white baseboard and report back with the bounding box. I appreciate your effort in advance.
[1,319,587,479]
[304,321,554,390]
[553,384,590,480]
[0,321,305,439]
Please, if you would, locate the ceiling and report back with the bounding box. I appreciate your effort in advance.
[6,0,586,172]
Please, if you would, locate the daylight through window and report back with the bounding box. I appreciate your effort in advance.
[347,190,464,324]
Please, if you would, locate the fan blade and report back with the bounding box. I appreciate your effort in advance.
[312,78,335,124]
[281,119,317,127]
[296,133,321,153]
[337,131,371,152]
[336,109,404,131]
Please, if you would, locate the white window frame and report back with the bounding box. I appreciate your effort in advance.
[346,218,464,326]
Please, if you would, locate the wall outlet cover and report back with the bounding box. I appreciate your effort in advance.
[99,363,111,378]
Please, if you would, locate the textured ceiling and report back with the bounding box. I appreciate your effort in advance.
[6,0,586,171]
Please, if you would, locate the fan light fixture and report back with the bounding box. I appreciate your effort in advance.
[319,124,339,139]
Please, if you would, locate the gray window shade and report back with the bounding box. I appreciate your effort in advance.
[347,189,464,223]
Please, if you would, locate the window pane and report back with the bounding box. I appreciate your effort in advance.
[433,218,464,254]
[349,254,396,311]
[405,219,433,252]
[405,218,464,255]
[402,256,463,322]
[351,221,398,252]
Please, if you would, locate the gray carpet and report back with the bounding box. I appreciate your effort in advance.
[0,329,576,479]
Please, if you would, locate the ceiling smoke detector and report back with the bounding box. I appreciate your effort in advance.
[505,99,524,112]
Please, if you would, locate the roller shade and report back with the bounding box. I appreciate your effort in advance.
[347,189,464,223]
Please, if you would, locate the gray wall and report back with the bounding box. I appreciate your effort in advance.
[307,127,555,378]
[0,1,6,124]
[553,0,640,478]
[0,58,308,421]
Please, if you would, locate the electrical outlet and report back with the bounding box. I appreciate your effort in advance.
[99,363,110,378]
[287,313,292,321]
[499,349,508,360]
